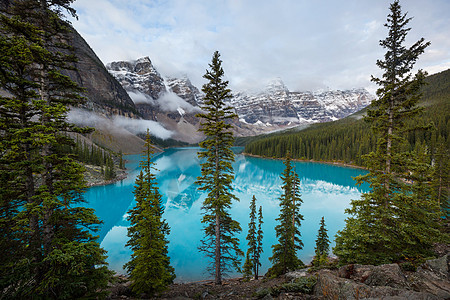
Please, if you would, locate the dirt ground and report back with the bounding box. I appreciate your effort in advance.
[109,275,318,300]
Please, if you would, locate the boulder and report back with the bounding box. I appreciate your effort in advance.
[314,270,439,300]
[364,264,409,288]
[409,254,450,299]
[338,264,374,282]
[285,268,310,281]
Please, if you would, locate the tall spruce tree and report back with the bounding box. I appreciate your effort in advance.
[432,138,449,218]
[242,196,257,281]
[0,0,112,298]
[269,153,304,276]
[242,195,264,280]
[255,205,264,279]
[313,217,330,267]
[334,0,445,265]
[125,130,175,295]
[196,51,242,284]
[242,250,253,281]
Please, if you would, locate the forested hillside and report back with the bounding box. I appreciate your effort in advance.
[244,69,450,165]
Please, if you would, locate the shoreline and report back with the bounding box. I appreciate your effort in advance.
[85,169,128,187]
[242,152,367,170]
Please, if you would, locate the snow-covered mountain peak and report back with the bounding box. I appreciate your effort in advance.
[107,57,165,100]
[264,77,289,94]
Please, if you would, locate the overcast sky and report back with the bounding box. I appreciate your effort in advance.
[69,0,450,93]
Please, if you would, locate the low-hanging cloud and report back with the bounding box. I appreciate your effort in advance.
[126,88,202,114]
[67,108,173,140]
[127,90,155,105]
[112,115,172,139]
[157,92,201,113]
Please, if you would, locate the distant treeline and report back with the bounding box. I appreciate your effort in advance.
[61,137,124,180]
[244,69,450,166]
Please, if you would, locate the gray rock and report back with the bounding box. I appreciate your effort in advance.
[424,254,449,278]
[314,269,440,300]
[338,264,374,282]
[262,293,274,300]
[364,264,409,288]
[409,254,450,299]
[285,268,310,280]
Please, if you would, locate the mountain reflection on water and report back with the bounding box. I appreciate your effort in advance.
[84,147,369,282]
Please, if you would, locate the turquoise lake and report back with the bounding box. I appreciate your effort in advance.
[84,147,369,282]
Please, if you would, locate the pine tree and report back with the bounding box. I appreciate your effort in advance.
[432,137,449,217]
[242,195,264,280]
[334,0,445,265]
[269,153,304,276]
[104,154,116,180]
[313,217,330,267]
[0,1,112,298]
[255,205,264,279]
[125,130,175,295]
[196,51,242,284]
[119,150,125,169]
[242,250,253,281]
[244,195,257,277]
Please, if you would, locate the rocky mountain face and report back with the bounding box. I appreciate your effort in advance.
[107,57,204,143]
[106,57,374,141]
[232,78,373,126]
[66,28,138,118]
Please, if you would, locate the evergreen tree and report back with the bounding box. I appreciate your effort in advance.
[0,1,112,298]
[242,250,253,281]
[334,0,445,265]
[125,130,175,296]
[242,195,264,280]
[313,217,330,267]
[269,153,304,276]
[432,138,449,217]
[244,195,257,276]
[104,154,116,180]
[119,150,125,169]
[196,51,242,284]
[255,205,264,279]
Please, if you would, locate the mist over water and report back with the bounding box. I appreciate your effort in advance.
[84,147,369,282]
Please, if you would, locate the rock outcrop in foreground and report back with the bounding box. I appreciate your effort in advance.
[107,254,449,299]
[313,254,449,299]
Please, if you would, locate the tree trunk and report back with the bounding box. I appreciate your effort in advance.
[384,97,394,206]
[214,140,221,285]
[215,212,221,285]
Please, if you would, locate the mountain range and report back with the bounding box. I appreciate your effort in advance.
[105,56,374,144]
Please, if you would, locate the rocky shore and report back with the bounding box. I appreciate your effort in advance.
[242,153,366,170]
[106,250,449,300]
[84,164,128,187]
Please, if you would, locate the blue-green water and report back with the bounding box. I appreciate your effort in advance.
[84,147,368,282]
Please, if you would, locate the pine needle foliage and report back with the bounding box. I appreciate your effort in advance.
[242,250,253,281]
[125,130,175,296]
[269,153,304,276]
[196,51,243,284]
[0,1,112,298]
[243,195,264,280]
[313,217,330,267]
[255,205,264,279]
[334,0,447,265]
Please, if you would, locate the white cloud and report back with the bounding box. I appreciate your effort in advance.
[69,0,450,92]
[127,90,154,105]
[112,115,173,139]
[67,108,173,140]
[157,92,201,113]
